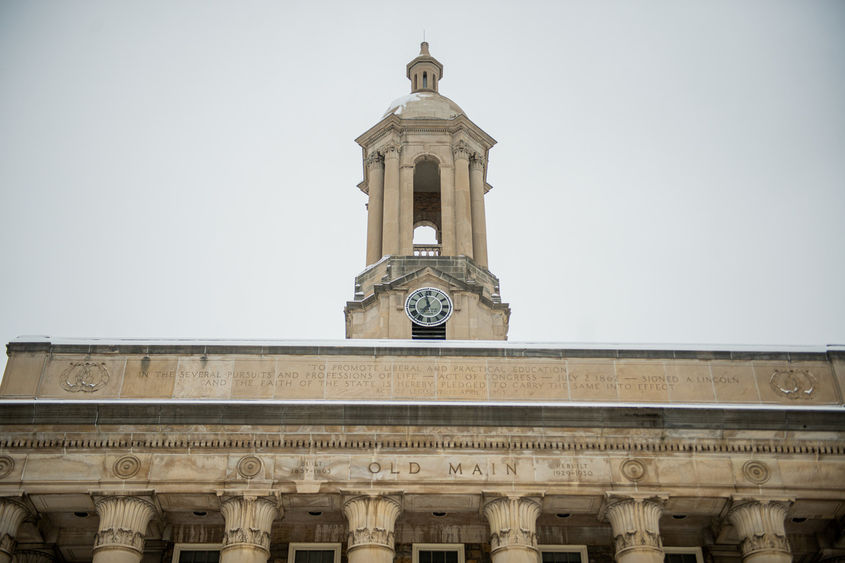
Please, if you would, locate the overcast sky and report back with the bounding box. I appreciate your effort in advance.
[1,0,844,374]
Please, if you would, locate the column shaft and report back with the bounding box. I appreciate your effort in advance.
[219,496,280,563]
[482,496,541,563]
[365,153,385,265]
[604,496,665,563]
[727,500,792,563]
[453,144,473,258]
[343,495,401,563]
[469,155,489,268]
[92,495,156,563]
[0,498,30,563]
[381,146,401,256]
[399,163,414,256]
[440,164,456,255]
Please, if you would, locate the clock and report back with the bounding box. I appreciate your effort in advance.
[405,287,453,327]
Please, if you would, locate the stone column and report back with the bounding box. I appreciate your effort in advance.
[727,499,793,563]
[469,153,489,268]
[0,498,31,563]
[399,162,415,256]
[92,495,157,563]
[365,152,385,265]
[482,496,541,563]
[439,162,456,256]
[219,495,280,563]
[452,142,474,258]
[342,494,402,563]
[603,495,666,563]
[381,144,401,257]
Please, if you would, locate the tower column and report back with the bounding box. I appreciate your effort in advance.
[453,142,474,258]
[469,153,489,268]
[92,494,157,563]
[0,498,31,563]
[727,499,793,563]
[365,153,385,265]
[219,495,280,563]
[482,496,541,563]
[440,163,456,255]
[342,494,402,563]
[399,162,414,256]
[381,145,400,256]
[602,494,666,563]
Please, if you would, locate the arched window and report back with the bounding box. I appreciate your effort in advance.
[423,72,427,89]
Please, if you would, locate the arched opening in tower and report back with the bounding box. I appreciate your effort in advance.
[413,159,441,255]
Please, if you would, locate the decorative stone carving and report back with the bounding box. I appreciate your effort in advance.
[0,457,13,480]
[742,460,770,485]
[382,144,400,159]
[342,495,402,551]
[770,369,816,399]
[482,496,541,554]
[602,494,666,558]
[60,361,109,392]
[727,499,792,560]
[366,152,384,169]
[219,495,280,555]
[93,495,157,555]
[236,455,262,479]
[469,153,485,170]
[452,141,472,160]
[113,455,141,479]
[0,497,32,560]
[620,459,646,482]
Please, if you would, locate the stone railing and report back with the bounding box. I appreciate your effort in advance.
[413,244,441,256]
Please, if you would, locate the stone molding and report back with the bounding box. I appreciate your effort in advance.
[727,498,793,559]
[92,494,157,555]
[601,493,667,557]
[2,434,839,457]
[0,497,33,558]
[14,550,55,563]
[219,495,280,555]
[342,494,402,552]
[482,495,541,554]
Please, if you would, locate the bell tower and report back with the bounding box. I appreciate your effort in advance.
[344,43,510,340]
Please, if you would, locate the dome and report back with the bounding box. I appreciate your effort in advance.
[382,91,465,120]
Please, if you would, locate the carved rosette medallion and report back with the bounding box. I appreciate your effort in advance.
[220,496,280,555]
[742,460,770,485]
[113,455,141,479]
[0,456,14,479]
[93,495,157,555]
[603,496,665,557]
[620,459,646,482]
[482,496,541,554]
[342,495,402,552]
[236,455,262,479]
[60,361,109,392]
[727,500,792,559]
[770,369,816,399]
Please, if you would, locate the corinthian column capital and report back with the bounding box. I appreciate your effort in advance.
[92,494,157,556]
[470,153,485,170]
[219,495,280,557]
[366,152,384,169]
[453,141,471,160]
[601,493,667,559]
[0,497,33,560]
[342,494,402,553]
[481,495,541,555]
[382,144,400,160]
[727,498,793,561]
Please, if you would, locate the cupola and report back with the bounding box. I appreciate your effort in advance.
[406,41,443,93]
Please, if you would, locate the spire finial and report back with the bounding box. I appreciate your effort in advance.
[420,41,430,56]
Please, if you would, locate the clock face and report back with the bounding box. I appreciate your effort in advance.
[405,287,453,327]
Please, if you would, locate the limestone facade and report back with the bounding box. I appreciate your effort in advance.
[0,339,844,562]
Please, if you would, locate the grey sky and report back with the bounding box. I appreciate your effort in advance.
[1,0,844,374]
